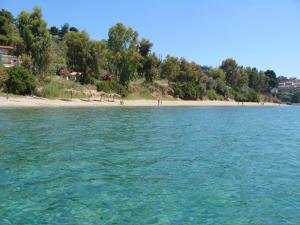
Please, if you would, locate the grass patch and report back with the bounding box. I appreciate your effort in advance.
[36,77,85,99]
[125,87,156,100]
[126,79,176,100]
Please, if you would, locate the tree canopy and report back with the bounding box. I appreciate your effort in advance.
[17,6,52,74]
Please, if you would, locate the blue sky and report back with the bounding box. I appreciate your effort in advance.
[2,0,300,77]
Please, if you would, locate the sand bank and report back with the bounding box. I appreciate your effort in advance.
[0,96,283,108]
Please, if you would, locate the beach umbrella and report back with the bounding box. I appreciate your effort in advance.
[97,91,106,101]
[65,88,77,99]
[83,90,93,101]
[113,94,121,100]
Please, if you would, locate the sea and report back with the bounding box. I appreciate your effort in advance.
[0,106,299,224]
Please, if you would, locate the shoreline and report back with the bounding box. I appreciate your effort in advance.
[0,96,284,108]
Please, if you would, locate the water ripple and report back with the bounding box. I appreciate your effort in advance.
[0,107,300,224]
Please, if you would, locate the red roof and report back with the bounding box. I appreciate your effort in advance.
[0,45,14,50]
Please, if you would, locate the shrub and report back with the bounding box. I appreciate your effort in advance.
[277,88,300,103]
[292,92,300,103]
[20,54,33,71]
[246,89,260,102]
[181,82,198,99]
[230,88,260,102]
[233,91,246,102]
[118,86,128,97]
[5,66,35,95]
[172,83,184,98]
[198,83,207,99]
[207,89,218,100]
[215,79,228,96]
[140,88,152,99]
[96,80,111,92]
[96,80,128,97]
[0,65,9,89]
[172,82,198,100]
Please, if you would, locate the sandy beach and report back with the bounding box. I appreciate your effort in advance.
[0,96,283,108]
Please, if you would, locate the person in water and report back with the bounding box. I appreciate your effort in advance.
[158,98,162,106]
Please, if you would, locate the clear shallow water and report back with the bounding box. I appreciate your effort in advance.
[0,106,300,225]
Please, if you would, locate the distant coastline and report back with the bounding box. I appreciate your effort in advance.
[0,96,284,108]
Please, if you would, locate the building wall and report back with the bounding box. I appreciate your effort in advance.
[0,55,19,67]
[0,48,10,55]
[0,47,19,68]
[278,80,300,89]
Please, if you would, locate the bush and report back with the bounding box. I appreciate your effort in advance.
[198,83,207,99]
[230,88,260,102]
[172,83,184,98]
[118,86,129,97]
[246,89,260,102]
[207,89,218,100]
[172,82,198,100]
[215,79,228,96]
[228,88,246,102]
[277,88,300,103]
[140,88,152,98]
[0,65,9,89]
[181,82,198,99]
[96,80,111,92]
[233,91,246,102]
[292,92,300,103]
[5,66,35,95]
[96,80,128,97]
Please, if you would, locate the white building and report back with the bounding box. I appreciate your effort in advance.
[0,45,20,68]
[278,80,300,89]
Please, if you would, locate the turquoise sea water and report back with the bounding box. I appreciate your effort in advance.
[0,106,300,225]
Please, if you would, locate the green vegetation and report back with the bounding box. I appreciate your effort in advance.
[0,9,22,50]
[206,89,218,100]
[0,64,9,88]
[64,31,105,84]
[5,66,35,95]
[0,6,293,102]
[36,77,84,99]
[126,89,155,100]
[277,89,300,103]
[17,6,52,74]
[96,80,128,97]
